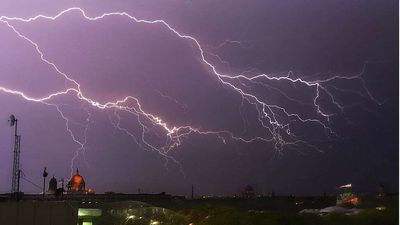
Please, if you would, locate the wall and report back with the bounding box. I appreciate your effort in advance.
[0,201,77,225]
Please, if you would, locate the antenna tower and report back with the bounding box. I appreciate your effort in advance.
[9,115,21,194]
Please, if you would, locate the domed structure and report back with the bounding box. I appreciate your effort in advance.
[48,176,57,194]
[67,169,86,193]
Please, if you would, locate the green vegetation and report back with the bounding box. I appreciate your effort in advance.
[179,204,398,225]
[96,196,398,225]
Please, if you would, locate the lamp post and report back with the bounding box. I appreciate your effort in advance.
[42,167,48,199]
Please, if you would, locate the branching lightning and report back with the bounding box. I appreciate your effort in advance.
[0,7,380,170]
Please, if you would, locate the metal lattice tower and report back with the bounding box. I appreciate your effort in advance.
[9,115,21,194]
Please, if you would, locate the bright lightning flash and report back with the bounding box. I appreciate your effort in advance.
[0,8,380,171]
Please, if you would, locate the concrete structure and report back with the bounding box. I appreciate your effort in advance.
[0,201,77,225]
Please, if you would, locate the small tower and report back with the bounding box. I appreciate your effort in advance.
[9,115,21,195]
[48,176,57,194]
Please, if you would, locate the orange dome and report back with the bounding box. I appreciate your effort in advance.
[67,169,86,192]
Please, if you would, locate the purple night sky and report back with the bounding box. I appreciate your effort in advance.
[0,0,398,196]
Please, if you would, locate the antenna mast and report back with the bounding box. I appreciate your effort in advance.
[9,115,21,195]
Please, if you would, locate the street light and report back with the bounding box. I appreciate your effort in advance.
[42,167,48,199]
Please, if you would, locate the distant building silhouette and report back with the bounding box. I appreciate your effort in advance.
[336,183,358,206]
[378,184,386,199]
[242,185,255,198]
[271,191,276,199]
[48,176,57,194]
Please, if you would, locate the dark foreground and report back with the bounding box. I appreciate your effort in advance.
[168,197,399,225]
[0,195,398,225]
[98,195,399,225]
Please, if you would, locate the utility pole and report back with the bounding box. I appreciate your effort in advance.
[42,167,48,200]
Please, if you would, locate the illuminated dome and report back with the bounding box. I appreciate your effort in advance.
[67,169,86,192]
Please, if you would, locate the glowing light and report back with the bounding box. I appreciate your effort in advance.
[339,184,352,188]
[350,197,358,204]
[78,208,102,217]
[376,206,386,211]
[127,215,136,219]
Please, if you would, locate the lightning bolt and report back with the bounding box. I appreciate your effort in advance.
[209,39,253,50]
[0,8,380,171]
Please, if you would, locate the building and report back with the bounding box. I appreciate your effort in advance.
[48,176,57,194]
[336,183,358,206]
[242,185,255,198]
[67,169,86,194]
